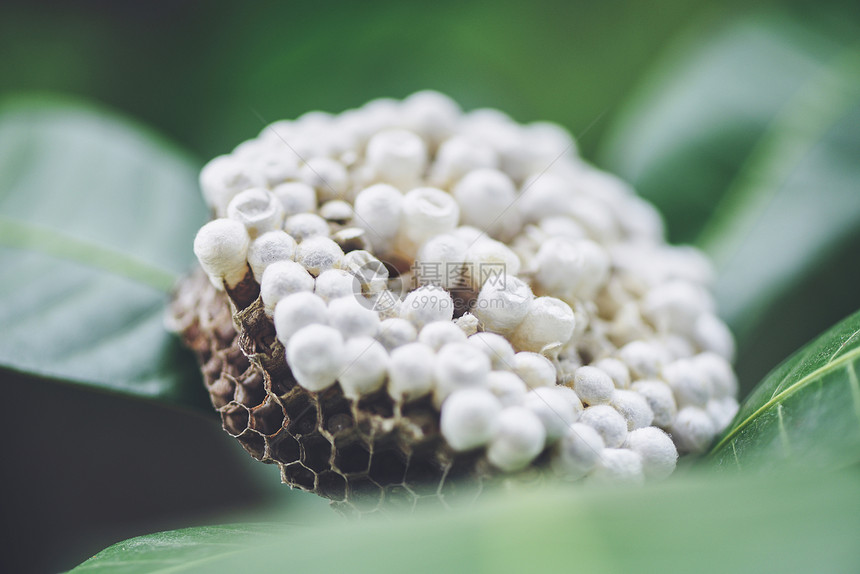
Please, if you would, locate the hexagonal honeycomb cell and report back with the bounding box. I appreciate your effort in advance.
[171,268,494,514]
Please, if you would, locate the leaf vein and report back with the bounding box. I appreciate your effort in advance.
[777,404,792,456]
[712,345,860,453]
[0,217,178,292]
[829,327,860,363]
[847,361,860,425]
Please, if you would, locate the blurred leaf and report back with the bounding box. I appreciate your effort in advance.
[599,13,852,242]
[70,471,860,573]
[68,524,293,574]
[599,12,860,389]
[0,95,209,409]
[699,45,860,341]
[710,308,860,470]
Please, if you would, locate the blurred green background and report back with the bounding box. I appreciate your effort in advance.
[2,0,709,159]
[1,0,858,572]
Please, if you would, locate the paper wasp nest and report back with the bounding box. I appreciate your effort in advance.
[171,92,739,515]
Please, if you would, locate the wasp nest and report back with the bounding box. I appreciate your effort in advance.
[171,91,739,515]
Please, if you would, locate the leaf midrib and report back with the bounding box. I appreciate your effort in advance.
[74,526,290,573]
[76,547,247,573]
[0,217,178,292]
[711,341,860,454]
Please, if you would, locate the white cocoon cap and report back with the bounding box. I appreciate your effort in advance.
[296,236,344,276]
[538,216,588,242]
[566,195,619,243]
[523,386,581,441]
[592,358,631,390]
[663,358,712,408]
[418,320,467,350]
[625,427,678,480]
[376,318,418,351]
[314,269,356,302]
[468,332,516,371]
[396,187,460,258]
[641,280,714,335]
[433,342,492,404]
[610,390,655,431]
[485,371,529,406]
[400,285,454,328]
[273,291,328,344]
[440,388,502,451]
[338,337,389,399]
[670,406,716,453]
[414,233,468,289]
[300,156,349,201]
[580,405,628,448]
[534,238,609,300]
[388,342,436,402]
[630,380,678,428]
[694,352,738,399]
[554,422,605,479]
[486,406,546,472]
[272,181,317,216]
[401,90,461,146]
[463,238,521,291]
[693,313,736,362]
[706,396,739,432]
[284,213,330,242]
[260,260,315,316]
[517,173,572,223]
[513,352,557,388]
[226,187,285,238]
[617,340,664,380]
[616,194,664,243]
[473,274,534,335]
[286,324,345,392]
[328,296,380,339]
[193,218,251,289]
[430,135,498,187]
[353,184,403,253]
[510,296,575,353]
[199,154,264,215]
[452,168,519,239]
[366,129,428,189]
[251,148,299,187]
[319,199,353,223]
[573,366,615,405]
[247,230,297,282]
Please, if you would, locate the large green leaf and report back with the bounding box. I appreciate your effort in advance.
[68,524,294,574]
[598,11,860,388]
[70,471,860,573]
[710,308,860,470]
[599,12,855,243]
[0,96,209,409]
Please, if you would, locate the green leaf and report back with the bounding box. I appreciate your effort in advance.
[710,308,860,470]
[68,524,295,574]
[0,95,209,409]
[599,13,853,242]
[598,12,860,388]
[70,471,860,573]
[700,45,860,341]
